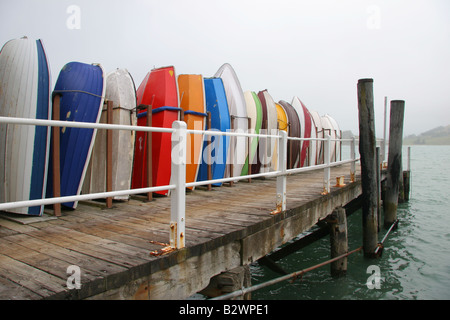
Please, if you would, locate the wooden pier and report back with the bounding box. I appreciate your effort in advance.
[0,163,365,300]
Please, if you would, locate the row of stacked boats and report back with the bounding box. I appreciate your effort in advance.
[0,37,341,216]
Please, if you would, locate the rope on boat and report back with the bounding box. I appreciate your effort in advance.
[53,90,104,99]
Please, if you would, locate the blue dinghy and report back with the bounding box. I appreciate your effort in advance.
[197,78,230,186]
[46,62,105,209]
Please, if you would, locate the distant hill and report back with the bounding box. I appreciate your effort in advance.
[404,125,450,145]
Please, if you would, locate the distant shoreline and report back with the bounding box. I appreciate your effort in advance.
[342,125,450,146]
[403,125,450,146]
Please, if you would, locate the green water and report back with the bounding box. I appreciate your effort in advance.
[251,145,450,300]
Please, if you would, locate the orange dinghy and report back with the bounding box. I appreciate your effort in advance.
[178,74,207,189]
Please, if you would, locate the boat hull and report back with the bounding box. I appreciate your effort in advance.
[197,78,230,186]
[273,103,288,171]
[132,66,179,196]
[47,62,105,209]
[292,97,312,167]
[278,100,301,170]
[321,115,336,163]
[309,110,323,165]
[0,37,51,215]
[257,90,277,173]
[242,91,262,175]
[82,69,137,200]
[325,114,341,162]
[214,63,248,179]
[178,74,206,189]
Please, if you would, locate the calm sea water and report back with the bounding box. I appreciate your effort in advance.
[251,145,450,300]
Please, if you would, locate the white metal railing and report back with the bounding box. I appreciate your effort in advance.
[0,115,360,249]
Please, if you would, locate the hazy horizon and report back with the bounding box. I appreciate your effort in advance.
[1,0,449,136]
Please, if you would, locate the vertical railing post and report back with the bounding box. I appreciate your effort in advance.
[323,133,331,194]
[170,121,187,249]
[276,130,287,212]
[350,136,356,182]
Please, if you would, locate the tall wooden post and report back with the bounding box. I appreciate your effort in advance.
[207,111,212,191]
[147,95,155,202]
[357,78,378,258]
[328,207,348,277]
[247,117,252,183]
[52,94,62,217]
[384,100,405,228]
[381,97,388,164]
[106,100,113,208]
[229,116,235,187]
[376,147,381,232]
[403,147,411,201]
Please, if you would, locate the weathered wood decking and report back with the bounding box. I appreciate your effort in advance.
[0,163,361,300]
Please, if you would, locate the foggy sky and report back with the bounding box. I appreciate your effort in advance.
[1,0,449,136]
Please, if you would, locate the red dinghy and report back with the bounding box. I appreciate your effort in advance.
[292,97,313,167]
[132,66,180,196]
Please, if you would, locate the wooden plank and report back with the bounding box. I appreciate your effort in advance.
[0,253,65,298]
[5,233,126,277]
[0,238,73,279]
[0,217,38,233]
[0,225,17,238]
[27,226,153,268]
[0,275,42,300]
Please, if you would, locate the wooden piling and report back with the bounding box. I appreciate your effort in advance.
[199,266,251,300]
[384,100,405,228]
[376,146,381,232]
[403,171,411,201]
[328,207,348,277]
[357,78,378,258]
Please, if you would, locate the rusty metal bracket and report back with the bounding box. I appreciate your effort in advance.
[374,243,384,258]
[149,240,176,256]
[334,176,346,187]
[149,240,169,247]
[150,246,176,257]
[270,208,281,215]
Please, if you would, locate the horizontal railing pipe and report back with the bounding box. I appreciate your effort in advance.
[0,184,176,212]
[0,116,174,134]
